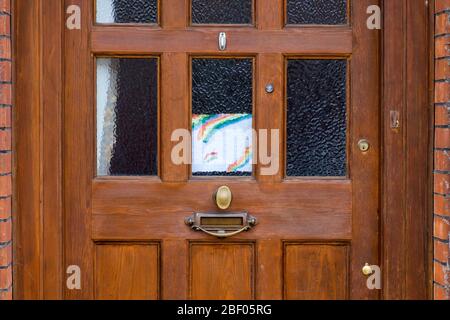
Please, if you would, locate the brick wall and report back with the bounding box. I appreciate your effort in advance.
[435,0,450,301]
[0,0,11,301]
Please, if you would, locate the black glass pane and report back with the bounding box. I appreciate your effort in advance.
[96,0,158,24]
[192,58,253,177]
[287,0,347,25]
[97,58,158,176]
[287,59,347,177]
[192,0,253,24]
[192,59,253,115]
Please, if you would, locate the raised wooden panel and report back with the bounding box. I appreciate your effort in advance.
[190,243,254,300]
[284,243,349,300]
[95,244,160,300]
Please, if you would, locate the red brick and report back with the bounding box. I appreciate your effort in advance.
[0,290,12,300]
[436,36,450,59]
[0,61,10,82]
[0,129,11,150]
[434,261,449,284]
[435,284,450,300]
[0,197,10,220]
[436,150,450,172]
[435,194,450,216]
[0,14,9,36]
[436,105,450,126]
[0,107,10,128]
[436,128,450,149]
[435,240,450,262]
[435,216,450,240]
[0,37,10,60]
[0,83,11,105]
[437,13,450,35]
[435,82,450,103]
[0,220,10,242]
[437,0,450,13]
[435,173,450,195]
[0,243,11,266]
[0,175,11,197]
[0,266,12,289]
[0,152,10,174]
[436,59,450,80]
[0,0,9,13]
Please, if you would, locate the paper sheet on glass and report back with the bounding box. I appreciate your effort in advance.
[192,114,253,175]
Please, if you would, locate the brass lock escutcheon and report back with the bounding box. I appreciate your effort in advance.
[358,139,371,152]
[362,263,374,276]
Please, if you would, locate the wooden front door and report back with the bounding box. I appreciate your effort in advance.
[64,0,380,300]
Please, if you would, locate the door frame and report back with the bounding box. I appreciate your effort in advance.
[12,0,433,299]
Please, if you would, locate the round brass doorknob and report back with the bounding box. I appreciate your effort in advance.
[214,186,233,210]
[362,263,374,276]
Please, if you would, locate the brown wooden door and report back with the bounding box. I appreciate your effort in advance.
[64,0,380,300]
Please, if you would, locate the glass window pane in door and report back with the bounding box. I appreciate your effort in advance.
[287,0,347,25]
[192,58,253,176]
[97,58,158,176]
[191,0,253,24]
[96,0,158,24]
[286,59,347,177]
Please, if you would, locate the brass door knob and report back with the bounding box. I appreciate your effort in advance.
[362,263,374,276]
[214,186,233,210]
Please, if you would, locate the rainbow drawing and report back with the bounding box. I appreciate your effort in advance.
[204,151,219,163]
[192,114,252,143]
[227,146,252,173]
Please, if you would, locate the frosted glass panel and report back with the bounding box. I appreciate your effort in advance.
[287,0,347,25]
[191,0,253,24]
[192,58,253,176]
[96,0,158,24]
[287,59,347,177]
[97,58,158,176]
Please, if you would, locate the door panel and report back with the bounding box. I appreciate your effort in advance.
[95,243,160,300]
[64,0,380,300]
[284,243,349,300]
[190,243,255,300]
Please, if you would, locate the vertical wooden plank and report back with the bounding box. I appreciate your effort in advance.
[404,0,430,300]
[13,0,42,300]
[256,0,283,30]
[41,0,63,300]
[161,0,188,29]
[64,0,94,299]
[350,0,380,299]
[256,240,282,300]
[161,239,187,299]
[161,53,189,182]
[383,0,406,299]
[383,0,431,299]
[428,0,435,301]
[255,53,284,182]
